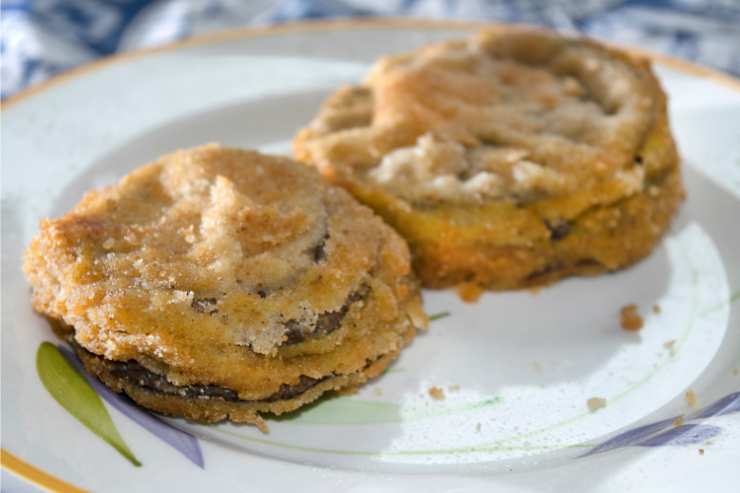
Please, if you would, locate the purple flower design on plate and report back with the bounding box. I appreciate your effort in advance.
[690,392,740,420]
[582,391,740,457]
[580,416,679,456]
[637,424,722,447]
[58,345,204,468]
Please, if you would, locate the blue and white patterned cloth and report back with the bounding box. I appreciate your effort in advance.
[2,0,740,100]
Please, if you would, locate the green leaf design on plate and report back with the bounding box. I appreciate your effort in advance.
[286,398,402,424]
[283,394,503,425]
[36,342,141,466]
[428,311,450,321]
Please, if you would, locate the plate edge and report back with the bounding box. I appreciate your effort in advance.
[1,448,87,493]
[1,16,739,111]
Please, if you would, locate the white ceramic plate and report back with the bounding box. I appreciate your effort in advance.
[2,19,740,493]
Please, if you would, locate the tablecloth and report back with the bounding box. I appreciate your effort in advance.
[2,0,740,100]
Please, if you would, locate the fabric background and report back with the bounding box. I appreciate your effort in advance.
[2,0,740,100]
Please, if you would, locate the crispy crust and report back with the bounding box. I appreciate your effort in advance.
[72,322,414,425]
[351,131,683,289]
[294,26,684,289]
[24,145,426,425]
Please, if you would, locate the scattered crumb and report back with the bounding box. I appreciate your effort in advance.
[698,448,704,456]
[373,387,383,397]
[652,304,662,314]
[255,416,269,434]
[457,282,483,303]
[448,384,460,393]
[663,339,676,356]
[428,386,445,400]
[620,304,644,331]
[672,416,685,427]
[475,423,482,433]
[587,397,607,412]
[685,389,698,408]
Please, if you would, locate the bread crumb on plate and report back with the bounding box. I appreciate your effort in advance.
[587,397,607,412]
[255,416,269,434]
[620,304,643,331]
[685,389,698,408]
[663,339,676,356]
[428,386,445,400]
[652,304,662,314]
